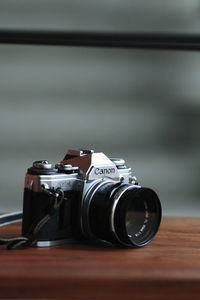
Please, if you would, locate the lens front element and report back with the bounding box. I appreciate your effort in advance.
[112,186,161,247]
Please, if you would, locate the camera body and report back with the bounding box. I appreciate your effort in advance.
[22,149,161,248]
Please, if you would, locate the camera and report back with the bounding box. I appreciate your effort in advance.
[22,149,161,248]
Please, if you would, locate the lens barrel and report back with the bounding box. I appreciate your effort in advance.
[87,182,161,247]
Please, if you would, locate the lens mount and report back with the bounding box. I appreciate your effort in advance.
[81,180,115,239]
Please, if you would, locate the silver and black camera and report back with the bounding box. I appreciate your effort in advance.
[22,149,161,248]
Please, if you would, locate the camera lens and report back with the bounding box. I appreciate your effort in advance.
[86,182,161,247]
[112,186,161,247]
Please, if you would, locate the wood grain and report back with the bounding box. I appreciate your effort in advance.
[0,217,200,299]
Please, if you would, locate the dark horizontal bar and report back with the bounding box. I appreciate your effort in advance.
[0,211,22,227]
[0,29,200,51]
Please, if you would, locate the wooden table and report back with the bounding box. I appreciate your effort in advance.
[0,217,200,299]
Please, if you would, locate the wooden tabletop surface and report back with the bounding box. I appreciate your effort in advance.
[0,217,200,299]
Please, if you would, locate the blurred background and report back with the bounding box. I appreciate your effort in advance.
[0,0,199,216]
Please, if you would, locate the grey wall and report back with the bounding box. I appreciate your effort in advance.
[0,1,199,216]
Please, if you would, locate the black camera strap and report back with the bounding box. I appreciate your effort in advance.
[0,211,22,227]
[0,188,64,250]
